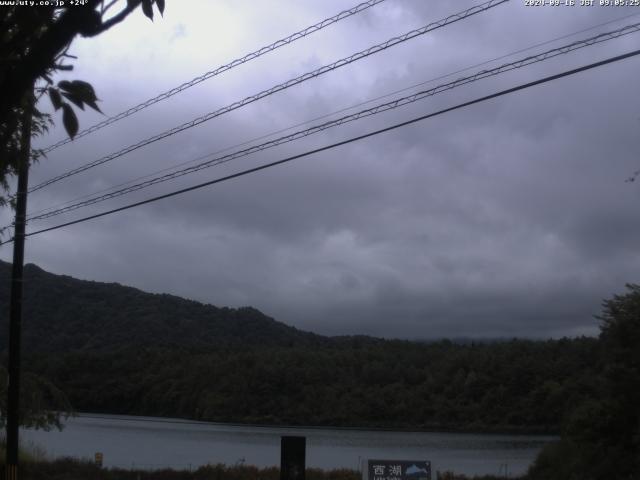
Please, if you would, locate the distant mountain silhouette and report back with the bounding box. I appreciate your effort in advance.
[0,260,324,353]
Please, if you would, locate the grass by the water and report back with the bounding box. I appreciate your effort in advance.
[0,439,515,479]
[0,457,515,480]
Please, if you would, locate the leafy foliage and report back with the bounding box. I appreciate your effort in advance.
[527,284,640,480]
[0,0,165,206]
[0,365,72,431]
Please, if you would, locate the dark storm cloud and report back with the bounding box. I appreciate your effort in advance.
[2,0,639,339]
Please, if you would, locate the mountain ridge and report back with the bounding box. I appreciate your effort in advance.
[0,260,325,353]
[0,261,603,433]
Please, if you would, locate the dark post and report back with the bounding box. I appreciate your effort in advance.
[280,436,306,480]
[5,89,32,480]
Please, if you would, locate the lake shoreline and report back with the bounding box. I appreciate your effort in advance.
[22,413,554,476]
[74,412,559,437]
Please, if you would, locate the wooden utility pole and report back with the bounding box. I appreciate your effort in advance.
[5,88,33,480]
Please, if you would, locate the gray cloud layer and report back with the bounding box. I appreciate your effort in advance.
[2,0,639,338]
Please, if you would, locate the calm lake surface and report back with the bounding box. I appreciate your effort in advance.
[22,414,556,477]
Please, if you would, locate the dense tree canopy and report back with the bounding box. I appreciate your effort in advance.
[27,338,600,433]
[527,284,640,480]
[0,365,72,431]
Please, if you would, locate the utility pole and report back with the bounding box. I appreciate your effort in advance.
[5,87,33,480]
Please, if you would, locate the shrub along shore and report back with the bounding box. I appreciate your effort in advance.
[0,458,514,480]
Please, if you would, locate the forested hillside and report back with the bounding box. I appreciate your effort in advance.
[0,261,601,433]
[0,261,323,352]
[26,338,599,433]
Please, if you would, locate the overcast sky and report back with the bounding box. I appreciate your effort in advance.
[2,0,639,339]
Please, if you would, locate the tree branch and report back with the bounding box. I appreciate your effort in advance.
[0,0,143,129]
[85,0,142,37]
[101,0,120,16]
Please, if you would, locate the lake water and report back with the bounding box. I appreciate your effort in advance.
[21,414,556,477]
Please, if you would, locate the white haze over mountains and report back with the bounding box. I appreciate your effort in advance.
[1,0,639,338]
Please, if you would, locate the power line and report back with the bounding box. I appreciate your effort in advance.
[32,0,507,192]
[1,48,636,246]
[39,0,390,154]
[27,0,509,195]
[24,22,640,223]
[26,11,640,220]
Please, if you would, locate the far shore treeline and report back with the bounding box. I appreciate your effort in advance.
[1,261,638,479]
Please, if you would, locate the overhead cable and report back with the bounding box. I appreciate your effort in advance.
[0,48,636,246]
[40,0,390,154]
[26,10,640,220]
[28,0,509,194]
[25,22,640,222]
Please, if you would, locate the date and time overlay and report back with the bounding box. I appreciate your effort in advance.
[1,0,640,8]
[525,0,639,6]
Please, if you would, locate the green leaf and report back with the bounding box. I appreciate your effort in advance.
[48,88,62,111]
[61,103,79,139]
[59,79,97,101]
[142,0,153,20]
[69,80,100,112]
[59,79,101,112]
[70,80,97,101]
[155,0,165,16]
[57,80,73,92]
[61,92,85,110]
[85,98,102,114]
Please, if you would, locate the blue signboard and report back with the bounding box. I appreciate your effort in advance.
[368,460,432,480]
